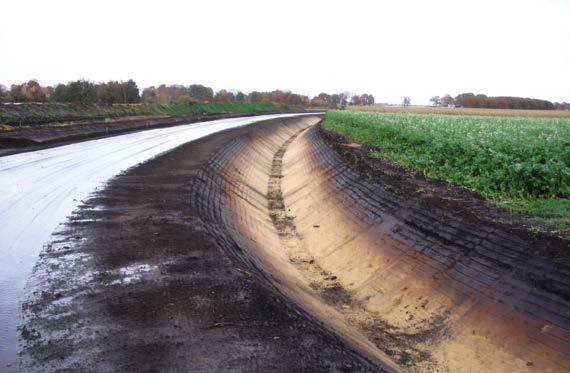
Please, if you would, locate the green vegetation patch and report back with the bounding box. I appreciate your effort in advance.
[148,102,285,116]
[322,110,570,232]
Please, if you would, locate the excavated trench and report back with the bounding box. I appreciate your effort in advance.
[204,118,570,371]
[22,116,569,372]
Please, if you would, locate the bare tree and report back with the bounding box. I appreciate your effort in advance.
[402,97,411,107]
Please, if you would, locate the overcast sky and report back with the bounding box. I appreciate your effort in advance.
[1,0,569,104]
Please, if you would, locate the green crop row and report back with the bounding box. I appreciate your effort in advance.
[322,110,569,231]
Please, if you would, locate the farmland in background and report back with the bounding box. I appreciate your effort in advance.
[322,110,570,233]
[349,105,570,118]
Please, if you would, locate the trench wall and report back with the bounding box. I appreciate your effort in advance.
[190,117,570,372]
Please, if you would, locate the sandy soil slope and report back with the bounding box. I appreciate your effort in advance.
[21,115,569,372]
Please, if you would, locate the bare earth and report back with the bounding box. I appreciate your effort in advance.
[21,116,570,372]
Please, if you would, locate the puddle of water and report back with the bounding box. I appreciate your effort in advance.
[111,264,158,285]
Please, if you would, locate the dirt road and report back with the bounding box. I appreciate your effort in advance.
[15,115,570,371]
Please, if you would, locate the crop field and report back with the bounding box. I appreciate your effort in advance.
[349,105,570,118]
[323,110,570,231]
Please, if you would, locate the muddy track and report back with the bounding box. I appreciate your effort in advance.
[21,116,384,372]
[21,116,570,372]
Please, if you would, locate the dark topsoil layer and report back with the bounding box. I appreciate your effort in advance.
[0,112,294,157]
[318,126,569,263]
[21,118,383,372]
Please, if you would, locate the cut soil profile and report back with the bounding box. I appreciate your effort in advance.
[21,116,570,372]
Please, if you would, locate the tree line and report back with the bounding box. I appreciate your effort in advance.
[0,80,375,108]
[0,80,140,104]
[140,85,313,106]
[430,93,564,110]
[553,102,570,110]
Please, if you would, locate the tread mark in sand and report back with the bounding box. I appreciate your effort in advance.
[266,128,446,369]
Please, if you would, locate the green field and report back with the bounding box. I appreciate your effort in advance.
[322,110,570,233]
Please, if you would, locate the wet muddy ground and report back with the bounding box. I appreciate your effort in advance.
[20,118,382,372]
[0,114,314,371]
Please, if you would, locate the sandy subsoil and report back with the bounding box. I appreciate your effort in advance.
[277,126,570,372]
[21,116,570,372]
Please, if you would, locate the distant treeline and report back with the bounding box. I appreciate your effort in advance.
[554,102,570,110]
[431,93,567,110]
[0,79,375,108]
[141,84,311,106]
[0,80,140,104]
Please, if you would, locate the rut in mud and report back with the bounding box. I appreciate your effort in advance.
[21,115,570,372]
